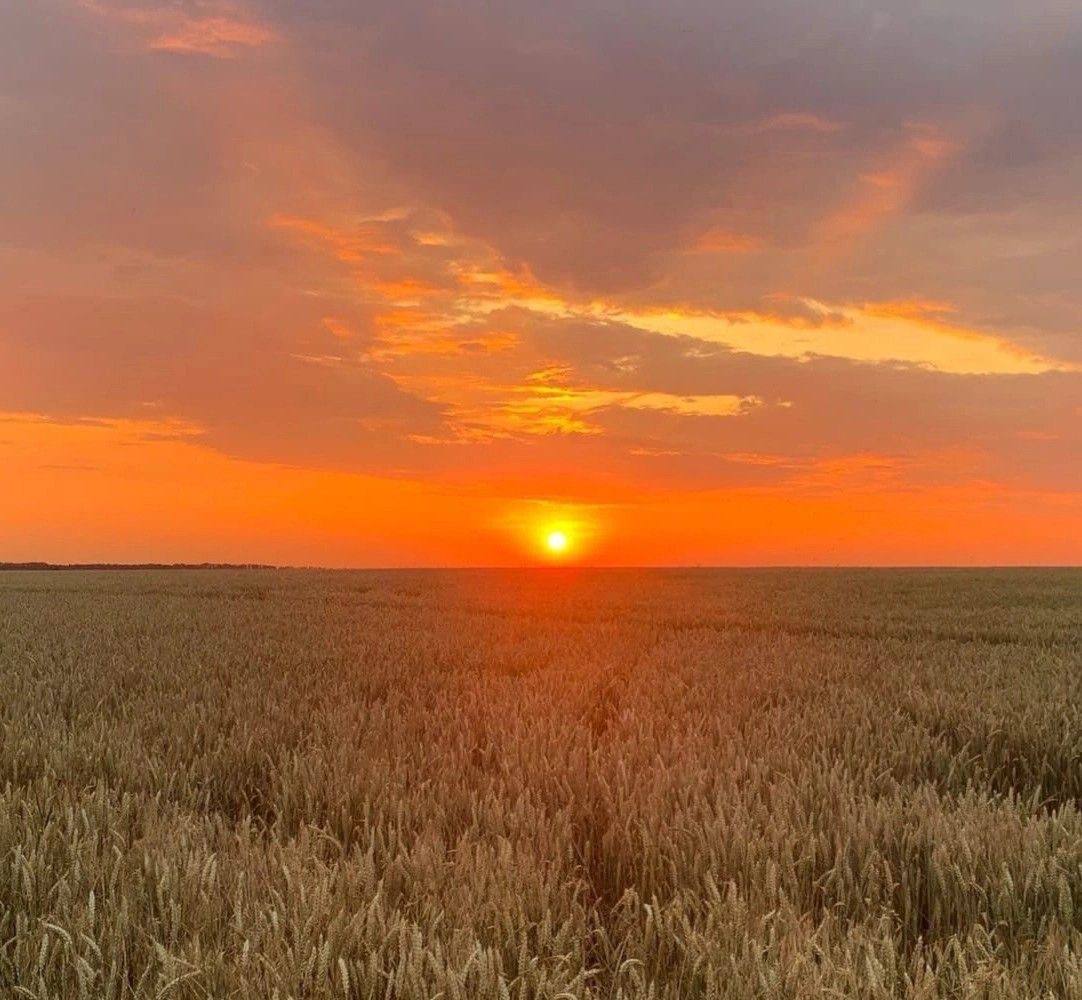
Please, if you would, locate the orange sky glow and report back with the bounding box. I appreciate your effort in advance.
[1,1,1080,565]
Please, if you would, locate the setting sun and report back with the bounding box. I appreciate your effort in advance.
[545,530,569,555]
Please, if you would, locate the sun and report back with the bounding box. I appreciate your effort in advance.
[545,530,569,555]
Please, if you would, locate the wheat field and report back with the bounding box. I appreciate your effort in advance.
[0,568,1078,999]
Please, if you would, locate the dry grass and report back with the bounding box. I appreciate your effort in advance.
[0,567,1079,998]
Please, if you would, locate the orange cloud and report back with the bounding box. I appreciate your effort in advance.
[465,375,764,440]
[367,324,518,360]
[856,299,1069,366]
[370,277,447,302]
[280,212,1065,377]
[690,228,763,254]
[150,16,273,55]
[861,299,957,322]
[755,112,844,134]
[453,262,566,308]
[268,214,401,262]
[321,317,357,341]
[275,206,1069,378]
[817,122,962,245]
[269,214,554,313]
[603,297,1067,375]
[80,1,274,57]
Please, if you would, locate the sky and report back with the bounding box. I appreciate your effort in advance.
[1,0,1080,566]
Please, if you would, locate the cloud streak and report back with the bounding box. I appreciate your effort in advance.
[81,1,274,57]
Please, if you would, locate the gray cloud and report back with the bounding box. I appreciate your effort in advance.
[260,0,1082,344]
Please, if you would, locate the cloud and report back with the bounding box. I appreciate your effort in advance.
[249,0,1082,359]
[271,210,1070,375]
[754,112,844,134]
[814,122,964,247]
[497,311,1082,493]
[689,229,763,254]
[0,294,447,473]
[81,1,274,57]
[149,16,273,56]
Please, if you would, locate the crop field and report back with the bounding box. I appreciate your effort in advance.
[0,568,1079,999]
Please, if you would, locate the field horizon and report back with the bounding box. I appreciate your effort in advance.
[4,562,1081,573]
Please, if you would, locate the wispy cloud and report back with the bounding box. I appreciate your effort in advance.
[816,122,962,245]
[689,228,763,254]
[753,112,844,134]
[81,1,273,57]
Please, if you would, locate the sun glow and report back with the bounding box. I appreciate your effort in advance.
[545,529,569,555]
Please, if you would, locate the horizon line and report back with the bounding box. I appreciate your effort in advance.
[2,561,1079,572]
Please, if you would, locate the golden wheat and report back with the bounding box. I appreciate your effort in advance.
[0,568,1078,998]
